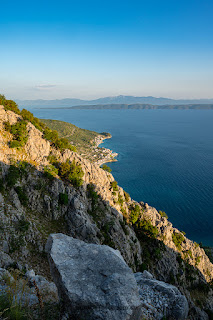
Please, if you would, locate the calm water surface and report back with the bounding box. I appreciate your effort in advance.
[31,108,213,246]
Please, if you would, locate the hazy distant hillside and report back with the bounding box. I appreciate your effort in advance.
[66,103,213,110]
[16,95,213,109]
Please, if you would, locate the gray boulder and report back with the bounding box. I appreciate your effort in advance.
[135,271,189,320]
[45,233,142,320]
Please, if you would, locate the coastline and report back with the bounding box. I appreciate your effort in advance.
[93,134,118,166]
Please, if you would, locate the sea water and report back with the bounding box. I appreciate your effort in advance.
[30,108,213,246]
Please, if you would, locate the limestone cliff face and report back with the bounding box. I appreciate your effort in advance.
[0,105,213,318]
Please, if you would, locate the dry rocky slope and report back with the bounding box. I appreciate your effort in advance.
[0,104,213,319]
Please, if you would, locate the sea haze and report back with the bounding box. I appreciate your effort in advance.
[30,108,213,247]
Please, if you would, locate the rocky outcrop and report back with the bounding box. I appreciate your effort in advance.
[0,104,213,319]
[46,234,189,320]
[45,233,142,320]
[135,271,189,320]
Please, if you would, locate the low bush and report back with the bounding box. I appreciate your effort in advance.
[124,191,130,202]
[59,192,69,205]
[0,95,20,114]
[59,159,84,187]
[17,218,30,232]
[44,165,58,180]
[6,165,20,187]
[15,187,28,206]
[6,120,28,148]
[159,210,168,219]
[102,164,112,173]
[110,181,118,191]
[172,232,185,251]
[129,204,140,224]
[0,178,4,192]
[136,219,159,239]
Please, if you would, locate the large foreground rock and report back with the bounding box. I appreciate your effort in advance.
[45,233,142,320]
[135,271,189,320]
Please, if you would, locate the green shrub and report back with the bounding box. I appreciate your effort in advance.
[110,181,118,191]
[136,219,159,239]
[59,159,84,187]
[43,128,76,152]
[15,187,28,206]
[102,164,112,173]
[117,193,124,206]
[159,210,168,219]
[195,256,201,266]
[47,154,58,166]
[6,166,20,187]
[87,184,99,210]
[17,218,30,232]
[3,121,11,131]
[59,193,69,205]
[2,98,20,114]
[129,204,140,224]
[0,178,4,193]
[44,165,58,180]
[172,232,185,251]
[124,191,130,202]
[9,140,23,148]
[7,120,28,148]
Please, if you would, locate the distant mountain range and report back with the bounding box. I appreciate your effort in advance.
[70,104,213,110]
[16,95,213,109]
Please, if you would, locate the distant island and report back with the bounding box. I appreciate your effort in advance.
[69,103,213,110]
[16,95,213,109]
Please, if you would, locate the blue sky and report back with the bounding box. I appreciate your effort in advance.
[1,0,213,99]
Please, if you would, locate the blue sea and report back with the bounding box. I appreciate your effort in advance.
[30,108,213,246]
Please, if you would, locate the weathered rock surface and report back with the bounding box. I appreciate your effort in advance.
[45,233,142,320]
[135,271,189,320]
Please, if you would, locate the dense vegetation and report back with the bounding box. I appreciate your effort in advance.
[1,95,76,152]
[102,164,112,173]
[40,119,101,150]
[4,120,28,148]
[44,158,84,188]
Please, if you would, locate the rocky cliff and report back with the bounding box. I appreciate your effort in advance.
[0,103,213,319]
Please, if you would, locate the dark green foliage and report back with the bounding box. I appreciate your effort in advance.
[117,193,124,206]
[43,128,76,152]
[136,219,159,239]
[102,164,112,173]
[205,309,213,320]
[44,165,58,180]
[9,140,23,148]
[124,191,130,201]
[129,204,140,224]
[20,108,46,132]
[15,187,28,206]
[6,166,20,187]
[17,161,29,176]
[41,118,101,151]
[7,120,28,148]
[87,184,99,210]
[47,154,58,166]
[59,192,69,205]
[139,262,148,272]
[110,180,118,191]
[59,159,84,187]
[172,232,185,251]
[0,96,20,114]
[0,178,4,192]
[17,218,30,232]
[9,234,25,253]
[3,121,11,131]
[159,210,168,219]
